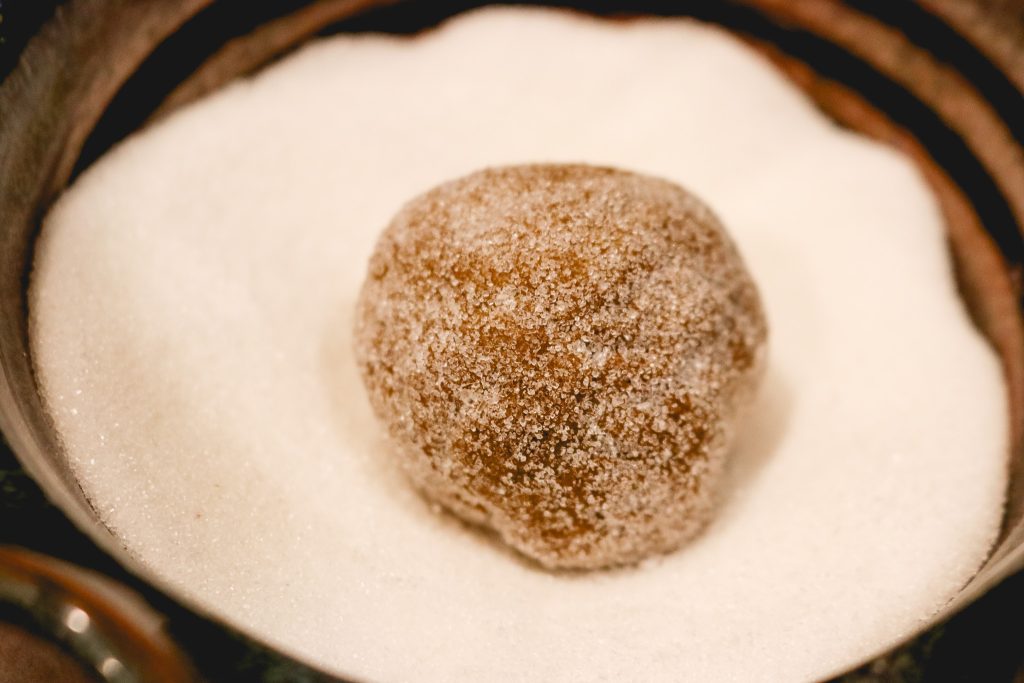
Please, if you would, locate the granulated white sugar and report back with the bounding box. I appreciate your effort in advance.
[29,7,1008,682]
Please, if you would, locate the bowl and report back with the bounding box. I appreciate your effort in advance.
[1,1,1022,680]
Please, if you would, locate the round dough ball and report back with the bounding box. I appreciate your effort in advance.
[355,164,767,569]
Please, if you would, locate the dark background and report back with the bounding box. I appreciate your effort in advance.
[0,1,60,81]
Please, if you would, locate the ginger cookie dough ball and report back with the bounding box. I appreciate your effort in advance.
[355,164,767,570]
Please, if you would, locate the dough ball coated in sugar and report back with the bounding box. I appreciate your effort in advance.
[355,164,767,569]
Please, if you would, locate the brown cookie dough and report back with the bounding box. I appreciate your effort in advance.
[355,164,767,569]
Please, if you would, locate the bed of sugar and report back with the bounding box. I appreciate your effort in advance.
[29,7,1008,682]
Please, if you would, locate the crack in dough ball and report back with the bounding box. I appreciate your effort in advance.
[355,164,767,569]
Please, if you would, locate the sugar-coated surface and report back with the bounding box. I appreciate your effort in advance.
[356,164,767,569]
[30,7,1008,682]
